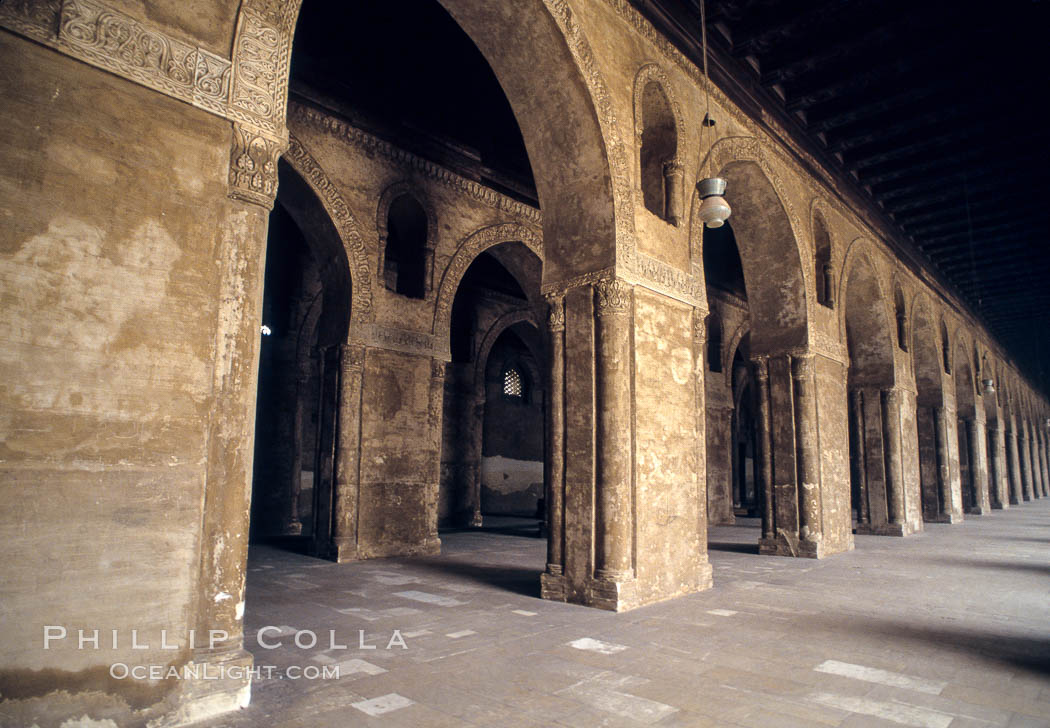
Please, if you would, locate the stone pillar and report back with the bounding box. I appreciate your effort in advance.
[1019,427,1034,501]
[754,357,775,541]
[284,371,309,535]
[792,355,822,554]
[468,396,485,527]
[987,426,1004,509]
[1006,425,1022,505]
[849,389,869,526]
[425,360,446,551]
[541,295,567,600]
[331,344,365,561]
[1040,430,1050,497]
[1031,427,1046,498]
[933,406,953,520]
[592,278,633,583]
[968,418,989,514]
[881,388,906,532]
[694,311,710,549]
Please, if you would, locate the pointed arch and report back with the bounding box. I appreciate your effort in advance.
[433,222,543,342]
[841,243,895,387]
[283,134,374,323]
[695,144,808,354]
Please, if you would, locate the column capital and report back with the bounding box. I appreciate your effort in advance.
[594,277,632,317]
[751,356,770,383]
[545,294,565,332]
[340,343,365,375]
[791,353,815,380]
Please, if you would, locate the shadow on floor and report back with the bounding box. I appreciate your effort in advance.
[817,615,1050,676]
[707,540,760,554]
[408,558,543,598]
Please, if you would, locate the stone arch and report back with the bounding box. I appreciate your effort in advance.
[695,142,808,355]
[909,292,943,407]
[841,243,896,387]
[475,309,542,391]
[633,63,685,223]
[436,0,632,278]
[376,181,439,299]
[283,134,375,323]
[433,222,543,340]
[255,0,628,283]
[722,320,752,389]
[954,333,977,419]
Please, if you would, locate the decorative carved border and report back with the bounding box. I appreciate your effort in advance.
[432,222,543,340]
[288,102,542,226]
[542,0,637,268]
[0,0,294,135]
[349,322,444,360]
[283,134,375,322]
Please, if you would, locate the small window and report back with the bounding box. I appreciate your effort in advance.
[503,366,523,398]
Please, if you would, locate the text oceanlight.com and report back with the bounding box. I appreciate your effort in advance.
[109,663,338,681]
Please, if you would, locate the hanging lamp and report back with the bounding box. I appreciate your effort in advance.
[696,0,731,228]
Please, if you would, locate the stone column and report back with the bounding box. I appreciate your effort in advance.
[1006,425,1022,505]
[1031,428,1046,498]
[543,295,566,590]
[663,160,683,225]
[881,388,906,531]
[849,389,869,526]
[792,355,822,551]
[933,406,952,519]
[331,344,365,561]
[593,278,633,582]
[1019,427,1034,501]
[284,371,309,535]
[425,360,446,551]
[468,396,485,527]
[969,418,989,514]
[1040,430,1050,497]
[988,426,1004,509]
[694,310,710,549]
[754,357,775,541]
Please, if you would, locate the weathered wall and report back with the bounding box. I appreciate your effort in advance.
[0,29,260,724]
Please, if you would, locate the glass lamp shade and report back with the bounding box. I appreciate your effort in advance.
[698,194,731,228]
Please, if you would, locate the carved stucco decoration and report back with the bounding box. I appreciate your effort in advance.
[432,222,543,341]
[282,135,375,323]
[228,122,284,208]
[0,0,296,135]
[594,277,632,316]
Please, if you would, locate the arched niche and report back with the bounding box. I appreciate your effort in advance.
[893,282,908,352]
[377,182,438,300]
[814,210,834,308]
[633,64,683,225]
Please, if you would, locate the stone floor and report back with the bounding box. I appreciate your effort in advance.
[204,503,1050,727]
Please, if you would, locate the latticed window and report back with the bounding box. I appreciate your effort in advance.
[503,366,523,398]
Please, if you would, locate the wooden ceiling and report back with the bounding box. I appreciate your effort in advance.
[630,0,1050,393]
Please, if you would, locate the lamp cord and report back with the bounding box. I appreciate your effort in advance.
[699,0,711,176]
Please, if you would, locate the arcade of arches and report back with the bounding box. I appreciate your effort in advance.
[1,0,1049,724]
